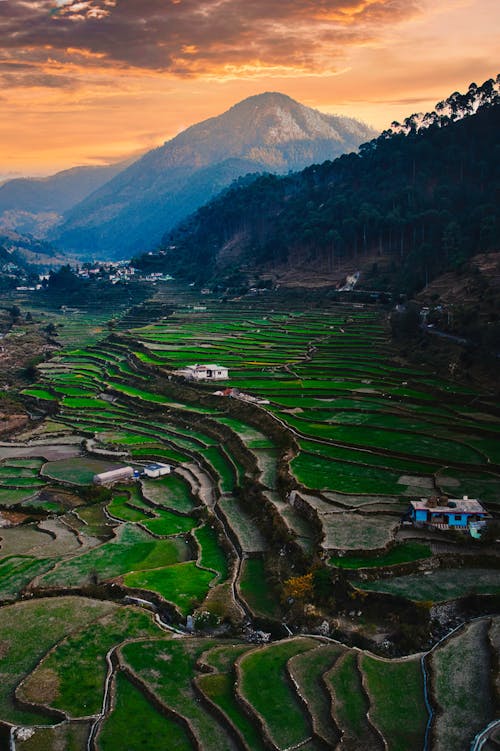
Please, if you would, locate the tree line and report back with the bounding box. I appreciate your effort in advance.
[133,76,499,296]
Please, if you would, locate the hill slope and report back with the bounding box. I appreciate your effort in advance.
[0,160,134,237]
[135,78,499,294]
[51,93,375,259]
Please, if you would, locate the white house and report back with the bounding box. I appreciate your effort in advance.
[178,364,229,381]
[143,462,171,478]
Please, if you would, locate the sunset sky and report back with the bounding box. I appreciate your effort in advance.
[0,0,498,180]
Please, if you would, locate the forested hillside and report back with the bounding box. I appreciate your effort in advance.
[52,93,375,259]
[137,77,499,294]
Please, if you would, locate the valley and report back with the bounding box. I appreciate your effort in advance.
[1,285,499,750]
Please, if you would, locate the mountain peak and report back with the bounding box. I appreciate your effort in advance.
[52,93,376,258]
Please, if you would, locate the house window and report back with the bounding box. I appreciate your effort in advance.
[454,514,462,521]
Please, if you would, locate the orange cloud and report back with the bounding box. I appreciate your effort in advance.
[0,0,497,176]
[0,0,421,79]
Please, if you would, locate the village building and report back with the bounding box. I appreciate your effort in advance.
[143,462,171,478]
[93,466,135,485]
[178,363,229,380]
[408,495,489,531]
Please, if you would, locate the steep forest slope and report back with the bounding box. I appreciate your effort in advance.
[52,93,375,259]
[136,77,499,294]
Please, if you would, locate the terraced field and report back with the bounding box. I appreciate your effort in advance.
[2,602,498,751]
[1,289,499,749]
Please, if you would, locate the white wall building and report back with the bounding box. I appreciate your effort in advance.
[178,364,229,380]
[93,466,134,485]
[144,463,171,478]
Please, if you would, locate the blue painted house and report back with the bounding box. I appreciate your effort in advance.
[409,496,488,530]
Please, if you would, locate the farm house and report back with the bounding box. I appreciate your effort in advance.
[408,496,489,530]
[143,462,171,478]
[93,466,135,485]
[178,363,229,380]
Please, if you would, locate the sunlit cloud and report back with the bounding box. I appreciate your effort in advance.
[0,0,421,77]
[0,0,497,176]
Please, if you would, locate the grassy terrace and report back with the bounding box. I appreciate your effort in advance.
[121,638,236,751]
[239,558,281,619]
[124,561,215,615]
[357,568,500,601]
[1,290,499,751]
[360,655,427,751]
[237,638,318,749]
[330,542,432,569]
[0,597,118,725]
[430,620,495,751]
[325,651,378,748]
[287,644,344,747]
[19,608,158,717]
[99,672,194,751]
[39,523,190,588]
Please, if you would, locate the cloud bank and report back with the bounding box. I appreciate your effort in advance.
[0,0,422,85]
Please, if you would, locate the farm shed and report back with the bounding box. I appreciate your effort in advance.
[144,462,171,478]
[178,363,229,380]
[408,496,489,530]
[93,466,134,485]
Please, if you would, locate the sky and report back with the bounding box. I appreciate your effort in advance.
[0,0,498,180]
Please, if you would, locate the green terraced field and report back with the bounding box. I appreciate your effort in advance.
[99,672,194,751]
[39,524,190,588]
[124,561,215,615]
[237,638,318,749]
[357,568,500,601]
[3,294,499,751]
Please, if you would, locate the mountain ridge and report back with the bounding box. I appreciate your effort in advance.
[0,158,137,238]
[133,77,499,298]
[50,92,376,259]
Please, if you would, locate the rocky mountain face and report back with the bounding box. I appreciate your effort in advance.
[0,160,134,238]
[50,92,376,259]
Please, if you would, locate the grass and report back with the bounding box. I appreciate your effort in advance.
[431,620,494,751]
[197,673,267,751]
[291,453,404,495]
[0,556,57,600]
[14,722,91,751]
[194,524,229,580]
[321,512,399,552]
[39,524,189,588]
[21,388,57,400]
[330,542,432,569]
[218,497,268,553]
[357,568,500,602]
[361,655,427,751]
[141,474,196,514]
[0,597,117,725]
[41,458,127,486]
[19,607,158,717]
[121,638,235,751]
[99,671,193,751]
[325,652,374,745]
[287,644,344,746]
[239,558,281,619]
[124,561,214,616]
[198,446,236,493]
[0,488,40,506]
[237,638,317,749]
[141,510,197,537]
[107,492,150,522]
